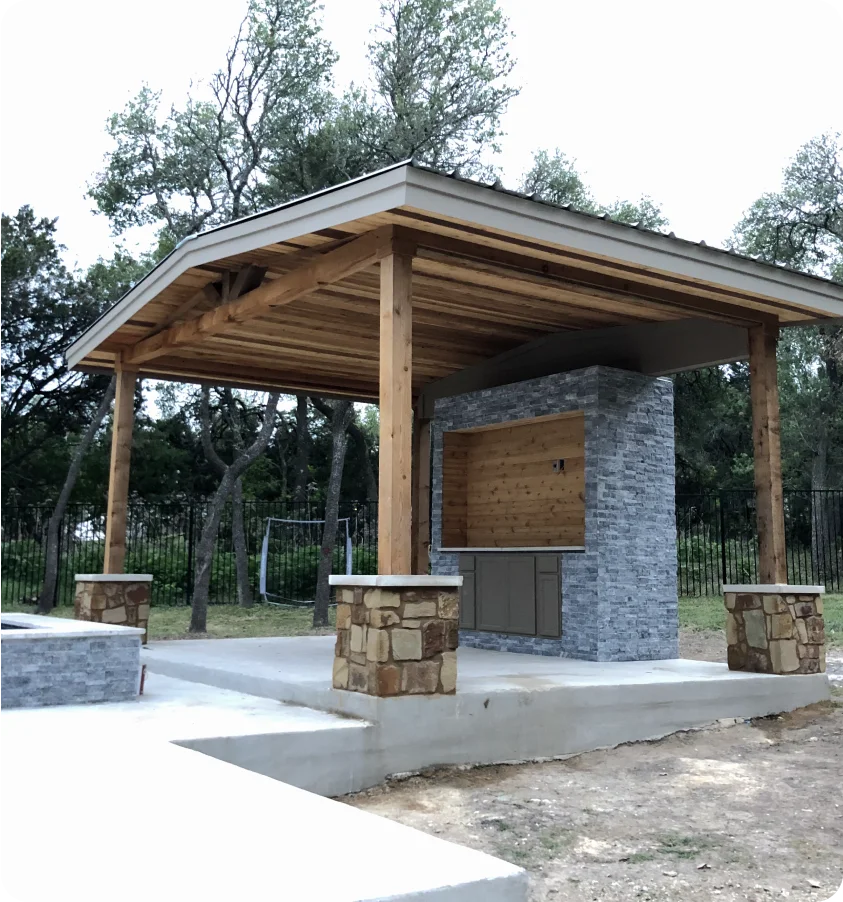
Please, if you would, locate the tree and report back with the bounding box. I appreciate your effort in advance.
[199,387,265,608]
[730,132,843,560]
[36,379,117,613]
[729,132,843,579]
[89,0,337,251]
[311,400,355,627]
[1,208,109,504]
[191,388,280,632]
[364,0,518,172]
[729,132,842,281]
[292,395,312,502]
[519,148,669,229]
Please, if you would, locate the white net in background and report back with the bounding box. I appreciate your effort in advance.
[259,517,352,606]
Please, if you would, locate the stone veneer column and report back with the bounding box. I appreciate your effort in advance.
[328,576,462,696]
[74,574,153,645]
[723,584,825,674]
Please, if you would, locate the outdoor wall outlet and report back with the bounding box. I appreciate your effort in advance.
[552,459,565,473]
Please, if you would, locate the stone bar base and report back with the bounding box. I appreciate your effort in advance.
[328,576,463,696]
[75,574,153,645]
[723,584,825,674]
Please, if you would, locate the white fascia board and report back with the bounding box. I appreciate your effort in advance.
[403,167,843,319]
[66,168,410,368]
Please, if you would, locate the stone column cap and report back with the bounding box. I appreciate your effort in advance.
[329,575,463,588]
[74,573,154,582]
[723,583,825,594]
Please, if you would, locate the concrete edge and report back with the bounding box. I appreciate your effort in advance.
[0,612,145,640]
[330,575,464,588]
[722,584,825,594]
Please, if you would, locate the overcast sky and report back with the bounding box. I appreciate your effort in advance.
[2,0,842,272]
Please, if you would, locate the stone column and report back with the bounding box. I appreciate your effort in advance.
[75,574,153,645]
[723,584,825,674]
[328,576,462,696]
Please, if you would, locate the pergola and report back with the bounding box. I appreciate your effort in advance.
[67,161,843,586]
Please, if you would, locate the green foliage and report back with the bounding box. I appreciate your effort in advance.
[1,207,111,506]
[90,0,518,249]
[730,132,842,281]
[366,0,518,171]
[673,367,753,493]
[730,132,843,493]
[89,0,338,246]
[519,148,669,228]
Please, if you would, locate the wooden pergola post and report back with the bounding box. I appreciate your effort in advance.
[748,321,787,584]
[103,361,138,574]
[378,251,414,575]
[411,413,432,574]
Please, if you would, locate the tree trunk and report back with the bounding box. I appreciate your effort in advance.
[37,378,117,613]
[191,391,280,632]
[232,475,252,608]
[313,401,355,627]
[293,394,311,502]
[310,396,377,503]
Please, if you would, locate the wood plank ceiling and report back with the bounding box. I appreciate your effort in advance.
[76,207,825,401]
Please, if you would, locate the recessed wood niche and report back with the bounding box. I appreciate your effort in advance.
[441,411,586,549]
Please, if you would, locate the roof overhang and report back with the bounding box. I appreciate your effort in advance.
[66,162,843,399]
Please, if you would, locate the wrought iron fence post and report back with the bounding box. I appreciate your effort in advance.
[185,499,196,605]
[719,493,727,588]
[53,514,64,607]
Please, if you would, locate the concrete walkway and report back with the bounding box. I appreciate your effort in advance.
[1,675,526,901]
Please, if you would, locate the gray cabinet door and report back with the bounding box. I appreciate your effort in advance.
[459,555,476,629]
[459,553,561,638]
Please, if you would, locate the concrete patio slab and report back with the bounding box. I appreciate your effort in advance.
[143,637,830,794]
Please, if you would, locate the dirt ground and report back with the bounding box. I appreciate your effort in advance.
[346,631,843,902]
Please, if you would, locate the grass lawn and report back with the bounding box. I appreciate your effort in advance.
[0,601,336,641]
[4,594,840,645]
[679,593,843,646]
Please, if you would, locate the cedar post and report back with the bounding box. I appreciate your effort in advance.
[411,413,432,574]
[748,321,787,584]
[103,362,138,574]
[378,252,413,575]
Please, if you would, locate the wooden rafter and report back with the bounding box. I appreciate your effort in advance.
[125,227,398,366]
[391,227,782,327]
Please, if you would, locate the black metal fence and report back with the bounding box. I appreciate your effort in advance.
[676,490,843,596]
[0,500,378,608]
[2,491,841,606]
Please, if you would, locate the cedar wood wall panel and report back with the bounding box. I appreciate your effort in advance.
[441,412,586,548]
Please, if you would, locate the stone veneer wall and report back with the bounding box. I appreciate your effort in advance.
[75,578,151,644]
[1,634,141,708]
[725,589,825,674]
[333,586,459,696]
[430,366,678,662]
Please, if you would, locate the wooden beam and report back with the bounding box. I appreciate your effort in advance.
[400,228,781,327]
[103,362,138,574]
[411,414,432,574]
[748,321,787,584]
[378,252,414,575]
[125,227,396,366]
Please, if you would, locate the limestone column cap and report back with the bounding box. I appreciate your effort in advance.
[329,575,463,588]
[723,584,825,594]
[74,574,153,582]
